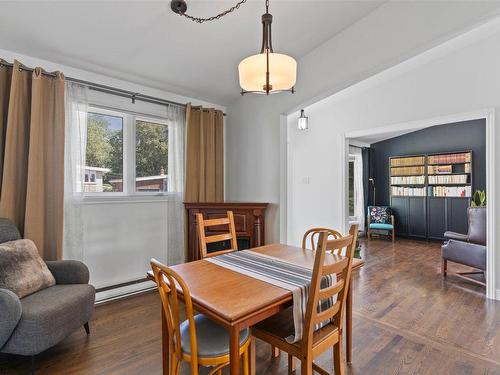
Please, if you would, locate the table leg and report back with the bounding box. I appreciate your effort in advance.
[161,307,169,375]
[230,326,241,375]
[249,337,256,375]
[346,280,353,365]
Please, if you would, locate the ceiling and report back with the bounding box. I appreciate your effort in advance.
[350,128,426,145]
[0,0,386,105]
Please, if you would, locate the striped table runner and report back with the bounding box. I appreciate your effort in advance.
[205,250,336,343]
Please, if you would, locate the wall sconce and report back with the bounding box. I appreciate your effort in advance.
[298,109,308,130]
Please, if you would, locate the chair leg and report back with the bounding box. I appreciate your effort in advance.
[31,355,36,375]
[392,229,395,242]
[442,259,447,277]
[287,354,296,374]
[271,345,280,358]
[243,346,249,375]
[333,340,344,375]
[301,356,313,375]
[83,322,90,335]
[367,228,371,240]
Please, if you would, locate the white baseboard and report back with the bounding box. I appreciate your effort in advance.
[95,280,156,304]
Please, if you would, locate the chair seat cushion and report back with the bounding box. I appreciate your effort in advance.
[369,223,393,230]
[1,284,95,356]
[180,314,249,358]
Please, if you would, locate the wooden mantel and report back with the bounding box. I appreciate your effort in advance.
[184,202,269,262]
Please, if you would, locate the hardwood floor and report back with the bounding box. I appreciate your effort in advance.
[1,238,500,374]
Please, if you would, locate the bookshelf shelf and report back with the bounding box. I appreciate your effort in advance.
[390,151,472,199]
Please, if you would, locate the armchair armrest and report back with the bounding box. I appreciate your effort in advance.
[444,231,468,242]
[0,288,22,349]
[45,260,90,284]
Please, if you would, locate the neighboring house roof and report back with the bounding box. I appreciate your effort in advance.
[109,175,168,183]
[85,166,111,173]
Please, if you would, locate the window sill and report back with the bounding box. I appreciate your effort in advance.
[79,193,180,205]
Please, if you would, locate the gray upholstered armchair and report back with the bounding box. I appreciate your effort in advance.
[0,218,95,371]
[441,207,487,285]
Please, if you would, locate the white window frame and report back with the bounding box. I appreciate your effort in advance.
[84,106,171,199]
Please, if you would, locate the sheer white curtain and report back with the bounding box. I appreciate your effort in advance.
[63,82,88,260]
[349,146,365,233]
[166,104,186,265]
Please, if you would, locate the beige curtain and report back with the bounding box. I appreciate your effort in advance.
[185,103,224,202]
[0,60,65,260]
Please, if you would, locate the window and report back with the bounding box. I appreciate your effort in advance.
[135,120,169,192]
[348,160,355,217]
[84,108,170,195]
[85,112,123,193]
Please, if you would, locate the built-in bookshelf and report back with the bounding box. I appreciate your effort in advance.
[389,151,472,198]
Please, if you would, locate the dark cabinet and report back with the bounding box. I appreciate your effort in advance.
[391,197,427,238]
[427,197,447,240]
[446,198,469,235]
[391,197,408,235]
[408,197,426,238]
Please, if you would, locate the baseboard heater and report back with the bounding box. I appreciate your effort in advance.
[95,277,156,304]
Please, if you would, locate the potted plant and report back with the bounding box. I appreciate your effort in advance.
[471,190,486,207]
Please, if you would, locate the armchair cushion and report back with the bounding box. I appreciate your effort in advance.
[0,284,95,356]
[369,223,394,230]
[442,239,486,271]
[0,218,21,244]
[368,206,391,224]
[0,288,22,348]
[0,239,55,298]
[46,260,90,284]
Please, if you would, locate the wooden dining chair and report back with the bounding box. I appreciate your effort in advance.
[196,211,238,259]
[252,225,358,375]
[302,227,343,252]
[150,258,251,375]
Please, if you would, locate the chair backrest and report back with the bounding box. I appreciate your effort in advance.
[367,206,391,224]
[302,227,343,252]
[196,211,238,259]
[150,258,199,375]
[0,218,21,244]
[302,224,358,347]
[468,207,486,245]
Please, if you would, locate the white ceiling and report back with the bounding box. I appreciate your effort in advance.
[0,0,386,105]
[350,128,425,145]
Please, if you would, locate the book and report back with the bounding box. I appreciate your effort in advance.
[390,166,425,176]
[390,156,425,167]
[428,174,468,184]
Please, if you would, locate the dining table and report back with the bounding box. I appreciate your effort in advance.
[147,243,364,375]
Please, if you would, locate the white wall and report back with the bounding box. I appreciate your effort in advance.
[0,48,226,298]
[225,1,500,244]
[286,16,500,297]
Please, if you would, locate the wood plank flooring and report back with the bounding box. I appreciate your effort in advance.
[1,238,500,374]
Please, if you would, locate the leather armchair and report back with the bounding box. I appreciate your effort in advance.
[441,207,486,285]
[0,218,95,370]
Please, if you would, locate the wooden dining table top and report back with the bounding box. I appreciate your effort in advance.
[152,243,363,325]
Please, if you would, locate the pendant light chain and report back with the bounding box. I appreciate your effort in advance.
[177,0,248,24]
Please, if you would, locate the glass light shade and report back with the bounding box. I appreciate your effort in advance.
[298,109,308,130]
[239,52,297,93]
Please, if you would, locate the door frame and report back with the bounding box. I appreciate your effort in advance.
[342,108,496,300]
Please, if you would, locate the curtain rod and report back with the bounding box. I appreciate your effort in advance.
[0,60,226,116]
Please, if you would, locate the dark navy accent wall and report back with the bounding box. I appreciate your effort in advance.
[370,119,486,208]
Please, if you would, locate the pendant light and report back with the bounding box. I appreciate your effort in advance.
[170,0,296,95]
[298,109,308,130]
[238,0,297,95]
